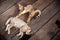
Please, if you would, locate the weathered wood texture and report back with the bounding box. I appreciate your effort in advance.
[0,0,37,15]
[29,11,60,40]
[33,0,54,11]
[0,0,20,15]
[52,31,60,40]
[0,0,5,3]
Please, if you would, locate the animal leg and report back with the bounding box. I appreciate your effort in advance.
[5,24,13,34]
[5,24,10,31]
[17,30,23,38]
[27,10,41,23]
[8,25,13,34]
[26,11,35,23]
[26,15,31,23]
[16,12,25,18]
[8,27,10,34]
[5,17,13,25]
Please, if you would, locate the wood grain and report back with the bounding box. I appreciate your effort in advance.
[0,0,20,15]
[29,10,60,40]
[0,0,5,3]
[52,31,60,40]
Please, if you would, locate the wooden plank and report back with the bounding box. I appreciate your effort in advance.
[0,0,20,15]
[52,31,60,40]
[0,5,19,40]
[0,0,37,15]
[29,11,60,40]
[33,0,54,11]
[0,0,5,3]
[19,0,37,6]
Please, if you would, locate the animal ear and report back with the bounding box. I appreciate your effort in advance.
[18,4,24,11]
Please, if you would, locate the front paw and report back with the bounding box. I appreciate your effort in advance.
[16,34,20,37]
[8,31,10,34]
[16,34,23,38]
[5,29,7,31]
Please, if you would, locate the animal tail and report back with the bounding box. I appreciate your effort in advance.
[34,10,41,18]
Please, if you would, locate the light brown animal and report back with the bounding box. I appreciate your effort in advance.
[16,4,41,24]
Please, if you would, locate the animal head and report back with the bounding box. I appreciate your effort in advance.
[25,27,32,35]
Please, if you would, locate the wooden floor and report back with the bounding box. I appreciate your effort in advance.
[0,0,60,40]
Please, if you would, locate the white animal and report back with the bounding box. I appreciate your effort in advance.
[5,17,31,38]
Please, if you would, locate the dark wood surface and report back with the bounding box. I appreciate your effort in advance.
[52,31,60,40]
[0,0,20,15]
[29,11,60,40]
[0,0,60,40]
[0,0,5,3]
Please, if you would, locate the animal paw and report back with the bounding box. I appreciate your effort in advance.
[16,34,23,38]
[8,31,10,34]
